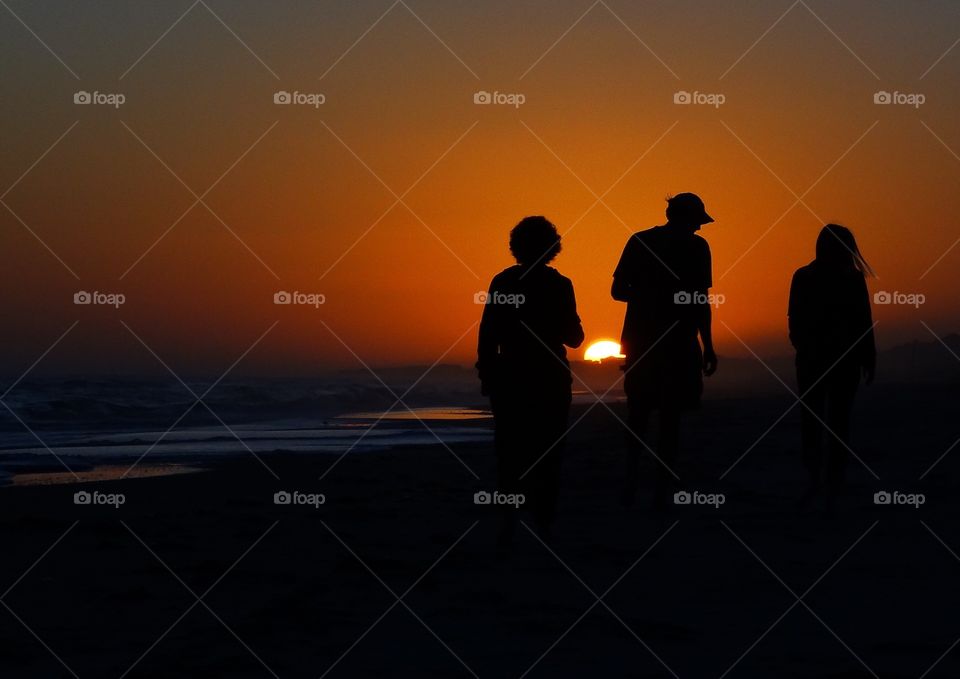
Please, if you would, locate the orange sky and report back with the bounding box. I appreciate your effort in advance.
[1,1,958,376]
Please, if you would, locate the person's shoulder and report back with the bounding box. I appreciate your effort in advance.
[691,233,710,251]
[792,262,816,281]
[490,265,522,285]
[624,226,660,248]
[541,266,571,284]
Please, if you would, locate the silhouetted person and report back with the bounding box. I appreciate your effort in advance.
[477,216,584,545]
[789,224,875,511]
[612,193,718,509]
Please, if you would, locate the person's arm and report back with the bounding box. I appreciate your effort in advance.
[787,269,807,351]
[611,277,632,302]
[611,237,635,302]
[562,278,585,349]
[858,275,876,385]
[476,282,501,396]
[697,241,717,376]
[698,302,716,376]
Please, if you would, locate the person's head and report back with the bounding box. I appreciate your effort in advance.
[665,193,714,232]
[509,216,561,267]
[815,224,875,276]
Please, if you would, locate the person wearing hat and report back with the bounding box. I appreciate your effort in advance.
[611,193,718,509]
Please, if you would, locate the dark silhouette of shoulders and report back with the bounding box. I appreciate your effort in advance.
[484,265,581,346]
[491,264,571,287]
[789,260,873,362]
[477,263,583,395]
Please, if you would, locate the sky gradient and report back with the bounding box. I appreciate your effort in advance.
[2,0,959,376]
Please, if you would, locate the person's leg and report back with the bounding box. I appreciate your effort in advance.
[824,364,860,496]
[517,399,563,537]
[654,407,681,508]
[622,395,650,506]
[529,443,563,540]
[797,360,828,498]
[493,396,521,547]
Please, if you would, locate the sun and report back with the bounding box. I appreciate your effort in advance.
[583,340,625,363]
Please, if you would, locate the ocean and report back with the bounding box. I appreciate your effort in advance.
[0,373,495,480]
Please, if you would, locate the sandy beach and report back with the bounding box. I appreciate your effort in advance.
[1,384,958,678]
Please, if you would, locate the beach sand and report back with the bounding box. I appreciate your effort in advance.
[1,386,958,677]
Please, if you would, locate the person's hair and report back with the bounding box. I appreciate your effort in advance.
[509,216,561,266]
[815,224,875,277]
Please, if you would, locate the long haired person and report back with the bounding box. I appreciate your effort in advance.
[789,224,876,511]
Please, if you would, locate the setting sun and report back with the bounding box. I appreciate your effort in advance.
[583,340,625,363]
